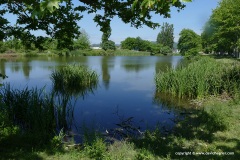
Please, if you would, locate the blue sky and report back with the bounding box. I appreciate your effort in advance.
[78,0,220,44]
[4,0,220,44]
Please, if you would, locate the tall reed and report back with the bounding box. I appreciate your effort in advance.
[51,64,99,95]
[0,85,75,141]
[155,57,240,99]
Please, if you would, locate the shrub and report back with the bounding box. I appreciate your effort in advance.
[0,41,8,53]
[84,138,107,159]
[101,40,116,51]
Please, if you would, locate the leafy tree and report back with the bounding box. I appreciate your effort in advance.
[0,41,7,53]
[121,37,151,51]
[3,0,81,51]
[73,30,91,50]
[201,20,215,54]
[150,43,172,55]
[5,37,23,51]
[157,22,174,49]
[101,40,116,51]
[202,0,240,56]
[178,29,202,57]
[0,0,192,50]
[0,3,9,41]
[38,0,189,30]
[121,37,137,50]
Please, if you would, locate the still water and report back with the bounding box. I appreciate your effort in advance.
[0,56,187,140]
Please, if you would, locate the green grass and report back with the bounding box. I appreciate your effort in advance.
[155,57,240,99]
[113,49,151,56]
[70,49,114,56]
[51,64,99,95]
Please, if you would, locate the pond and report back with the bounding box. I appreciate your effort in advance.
[0,56,190,141]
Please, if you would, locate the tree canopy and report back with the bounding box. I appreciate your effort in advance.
[0,0,192,49]
[201,0,240,55]
[178,29,202,57]
[121,37,150,51]
[156,22,174,49]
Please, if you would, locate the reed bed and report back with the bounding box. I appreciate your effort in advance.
[155,57,240,99]
[0,85,75,142]
[51,64,99,95]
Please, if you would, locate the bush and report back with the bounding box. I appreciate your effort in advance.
[84,138,107,159]
[101,40,116,51]
[149,43,172,55]
[0,41,8,53]
[121,37,151,51]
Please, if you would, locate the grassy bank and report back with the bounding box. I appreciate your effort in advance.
[113,49,150,56]
[1,94,239,159]
[1,56,239,159]
[0,49,156,57]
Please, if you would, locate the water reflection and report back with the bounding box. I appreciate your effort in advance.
[153,91,192,110]
[0,56,190,142]
[22,59,32,78]
[0,59,6,76]
[101,56,115,90]
[121,57,151,73]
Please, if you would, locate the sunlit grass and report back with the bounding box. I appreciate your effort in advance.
[155,57,240,99]
[113,49,151,56]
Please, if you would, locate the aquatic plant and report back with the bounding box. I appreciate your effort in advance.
[51,64,99,95]
[155,57,240,99]
[0,85,74,142]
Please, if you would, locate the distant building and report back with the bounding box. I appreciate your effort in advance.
[91,47,101,50]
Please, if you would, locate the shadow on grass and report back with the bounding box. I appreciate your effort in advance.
[131,107,239,160]
[216,138,240,158]
[0,132,65,160]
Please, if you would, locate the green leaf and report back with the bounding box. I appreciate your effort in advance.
[132,0,138,11]
[47,0,60,12]
[40,0,60,13]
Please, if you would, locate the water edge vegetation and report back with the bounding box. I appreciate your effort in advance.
[0,56,239,159]
[51,64,99,96]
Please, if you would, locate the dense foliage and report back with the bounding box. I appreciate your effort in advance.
[101,40,116,51]
[121,37,151,51]
[156,22,174,49]
[150,43,172,55]
[121,36,172,55]
[73,30,91,50]
[201,0,240,57]
[0,0,191,51]
[178,29,202,57]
